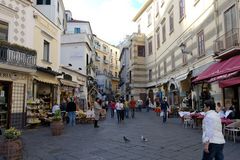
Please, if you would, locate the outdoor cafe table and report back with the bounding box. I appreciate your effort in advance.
[221,118,234,135]
[190,113,204,129]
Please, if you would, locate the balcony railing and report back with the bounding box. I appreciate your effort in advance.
[0,47,36,68]
[214,28,240,55]
[104,60,109,64]
[95,55,101,61]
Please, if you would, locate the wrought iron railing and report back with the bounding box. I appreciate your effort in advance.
[0,47,36,68]
[214,28,240,54]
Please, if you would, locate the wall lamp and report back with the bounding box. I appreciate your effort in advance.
[179,42,192,55]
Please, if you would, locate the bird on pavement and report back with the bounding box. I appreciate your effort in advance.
[123,136,130,142]
[141,135,148,142]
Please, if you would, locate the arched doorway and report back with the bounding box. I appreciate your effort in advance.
[148,89,154,104]
[168,79,179,107]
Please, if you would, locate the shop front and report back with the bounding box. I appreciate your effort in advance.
[0,70,31,129]
[26,70,59,127]
[193,55,240,117]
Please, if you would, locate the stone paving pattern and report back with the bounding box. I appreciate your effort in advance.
[1,110,240,160]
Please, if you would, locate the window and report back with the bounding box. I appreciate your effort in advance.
[57,2,59,13]
[129,71,132,83]
[148,39,153,55]
[179,0,185,20]
[115,72,118,77]
[103,55,106,61]
[130,48,132,59]
[138,24,141,33]
[156,2,159,16]
[43,40,50,62]
[197,30,205,56]
[0,21,8,40]
[148,13,152,26]
[169,12,174,33]
[224,5,237,48]
[138,46,145,57]
[74,27,81,34]
[171,54,175,70]
[103,45,107,52]
[156,29,160,49]
[37,0,51,5]
[149,69,152,81]
[164,60,167,74]
[158,64,161,78]
[162,23,166,43]
[182,53,187,64]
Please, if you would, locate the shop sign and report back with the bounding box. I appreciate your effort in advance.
[0,72,26,80]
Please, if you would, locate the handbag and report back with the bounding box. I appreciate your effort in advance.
[160,111,164,117]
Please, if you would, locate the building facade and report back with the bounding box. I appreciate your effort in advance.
[93,36,120,100]
[61,11,94,105]
[0,0,37,128]
[125,0,240,113]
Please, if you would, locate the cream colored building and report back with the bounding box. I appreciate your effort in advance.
[127,0,240,110]
[94,36,120,100]
[0,0,37,128]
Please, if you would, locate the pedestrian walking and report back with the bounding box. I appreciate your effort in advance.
[110,100,116,118]
[146,98,150,112]
[120,99,125,121]
[160,97,169,123]
[129,96,136,118]
[93,98,102,128]
[202,99,225,160]
[66,97,76,126]
[115,100,123,123]
[124,98,129,118]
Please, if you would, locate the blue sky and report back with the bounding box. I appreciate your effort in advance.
[63,0,145,45]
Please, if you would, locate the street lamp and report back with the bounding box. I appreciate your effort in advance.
[179,42,192,55]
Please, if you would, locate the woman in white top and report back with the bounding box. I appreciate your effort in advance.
[202,99,225,160]
[115,100,124,123]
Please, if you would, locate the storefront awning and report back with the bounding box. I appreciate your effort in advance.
[176,71,190,82]
[60,79,78,88]
[219,77,240,88]
[193,55,240,83]
[33,72,59,85]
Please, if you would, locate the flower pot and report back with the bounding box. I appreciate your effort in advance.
[1,138,23,160]
[50,121,64,136]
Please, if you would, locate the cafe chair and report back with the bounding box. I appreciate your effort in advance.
[225,121,240,143]
[183,115,193,128]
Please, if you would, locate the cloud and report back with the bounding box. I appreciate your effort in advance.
[63,0,143,45]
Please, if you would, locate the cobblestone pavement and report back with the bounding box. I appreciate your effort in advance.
[3,110,240,160]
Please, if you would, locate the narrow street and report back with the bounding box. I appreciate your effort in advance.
[17,111,240,160]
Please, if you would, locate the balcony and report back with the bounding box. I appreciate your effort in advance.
[95,55,101,61]
[104,59,109,64]
[214,28,240,59]
[0,42,36,69]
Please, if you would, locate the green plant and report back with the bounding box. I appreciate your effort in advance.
[52,110,62,121]
[4,127,21,140]
[0,40,37,56]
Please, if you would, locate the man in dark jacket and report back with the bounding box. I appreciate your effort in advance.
[66,97,76,126]
[161,97,169,123]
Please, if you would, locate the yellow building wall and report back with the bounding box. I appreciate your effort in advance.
[33,14,60,71]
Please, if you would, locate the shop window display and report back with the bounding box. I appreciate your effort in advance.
[0,82,10,128]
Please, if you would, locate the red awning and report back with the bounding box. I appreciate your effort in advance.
[193,55,240,82]
[219,77,240,88]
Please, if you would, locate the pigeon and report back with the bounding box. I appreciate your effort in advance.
[141,135,148,142]
[123,136,130,142]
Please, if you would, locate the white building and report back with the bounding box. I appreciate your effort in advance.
[61,10,95,104]
[32,0,66,31]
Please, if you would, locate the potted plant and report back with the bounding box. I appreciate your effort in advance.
[1,127,23,160]
[50,110,64,136]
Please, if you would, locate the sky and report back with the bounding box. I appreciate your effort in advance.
[63,0,145,46]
